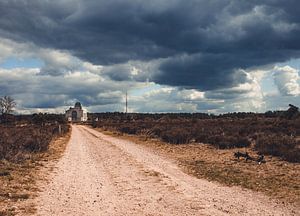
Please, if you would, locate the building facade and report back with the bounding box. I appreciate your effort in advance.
[65,102,87,122]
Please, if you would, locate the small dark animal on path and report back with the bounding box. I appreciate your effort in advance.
[257,154,266,164]
[234,152,266,164]
[234,151,253,161]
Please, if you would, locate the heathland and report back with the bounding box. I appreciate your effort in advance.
[0,106,299,215]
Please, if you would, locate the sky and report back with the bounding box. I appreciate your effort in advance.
[0,0,300,114]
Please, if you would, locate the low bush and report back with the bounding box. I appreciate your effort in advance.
[119,126,138,134]
[161,128,192,144]
[0,124,69,162]
[209,135,251,149]
[255,134,300,162]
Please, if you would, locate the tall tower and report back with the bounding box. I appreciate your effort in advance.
[125,91,128,114]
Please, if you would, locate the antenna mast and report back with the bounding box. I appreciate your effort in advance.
[125,91,128,114]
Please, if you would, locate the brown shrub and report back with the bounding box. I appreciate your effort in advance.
[255,134,300,162]
[208,135,251,149]
[161,128,192,144]
[0,124,69,162]
[119,126,138,134]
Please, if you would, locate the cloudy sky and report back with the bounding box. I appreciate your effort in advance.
[0,0,300,114]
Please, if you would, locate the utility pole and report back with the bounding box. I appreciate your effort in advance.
[125,91,128,114]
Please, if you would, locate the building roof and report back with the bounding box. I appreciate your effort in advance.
[74,102,82,109]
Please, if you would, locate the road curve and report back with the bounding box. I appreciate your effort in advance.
[36,125,297,215]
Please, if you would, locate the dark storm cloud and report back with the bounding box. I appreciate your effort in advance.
[1,0,300,90]
[155,53,249,91]
[155,49,298,90]
[204,88,251,100]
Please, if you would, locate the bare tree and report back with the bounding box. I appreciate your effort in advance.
[0,96,16,115]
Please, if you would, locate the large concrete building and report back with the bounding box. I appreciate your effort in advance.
[65,102,87,122]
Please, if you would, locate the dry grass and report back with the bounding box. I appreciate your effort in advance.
[0,129,71,216]
[97,128,300,206]
[92,115,300,162]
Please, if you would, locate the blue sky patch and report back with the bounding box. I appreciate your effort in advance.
[0,57,44,69]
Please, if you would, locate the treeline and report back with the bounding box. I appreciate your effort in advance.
[90,112,264,120]
[88,108,297,121]
[0,113,69,162]
[0,113,67,125]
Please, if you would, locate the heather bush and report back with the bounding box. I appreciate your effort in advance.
[0,123,69,162]
[120,126,138,134]
[161,128,192,144]
[150,126,164,137]
[209,135,251,149]
[255,134,300,162]
[283,150,300,163]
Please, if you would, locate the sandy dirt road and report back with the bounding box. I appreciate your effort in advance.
[36,125,298,215]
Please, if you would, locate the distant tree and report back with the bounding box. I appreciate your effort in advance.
[284,104,299,120]
[0,96,16,115]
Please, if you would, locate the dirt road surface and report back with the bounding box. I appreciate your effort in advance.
[36,125,298,215]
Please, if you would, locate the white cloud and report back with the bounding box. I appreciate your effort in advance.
[203,69,266,112]
[0,66,135,113]
[82,62,103,74]
[0,38,36,62]
[0,37,105,76]
[177,89,205,101]
[273,65,300,96]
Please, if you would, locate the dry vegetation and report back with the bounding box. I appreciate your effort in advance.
[0,114,70,215]
[91,110,300,205]
[92,112,300,163]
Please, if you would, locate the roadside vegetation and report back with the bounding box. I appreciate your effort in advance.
[0,101,70,215]
[0,114,70,162]
[91,105,300,163]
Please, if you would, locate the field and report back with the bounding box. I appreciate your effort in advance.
[0,114,70,215]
